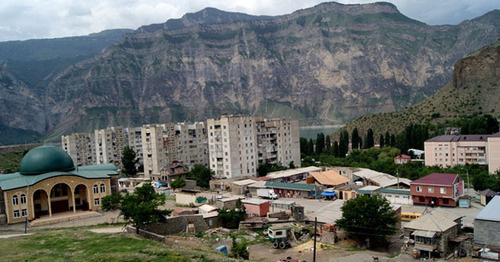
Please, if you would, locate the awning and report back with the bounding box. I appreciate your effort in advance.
[321,191,336,196]
[412,230,436,238]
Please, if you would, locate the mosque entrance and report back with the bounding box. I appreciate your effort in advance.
[33,189,49,218]
[50,183,71,214]
[74,184,89,210]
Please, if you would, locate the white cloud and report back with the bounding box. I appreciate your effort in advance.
[0,0,498,41]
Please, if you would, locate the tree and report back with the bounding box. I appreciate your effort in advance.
[218,199,246,229]
[325,135,332,154]
[315,133,325,155]
[379,135,385,148]
[351,128,360,150]
[300,137,310,156]
[121,146,138,177]
[117,183,171,234]
[102,191,122,211]
[339,130,349,158]
[333,141,340,157]
[336,195,397,244]
[188,164,213,188]
[231,235,249,259]
[170,177,186,190]
[385,132,390,148]
[365,129,374,149]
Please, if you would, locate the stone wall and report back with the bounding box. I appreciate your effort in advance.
[474,219,500,249]
[144,215,209,235]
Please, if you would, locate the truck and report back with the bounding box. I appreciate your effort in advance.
[268,224,294,249]
[257,189,278,199]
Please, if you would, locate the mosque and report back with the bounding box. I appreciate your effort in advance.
[0,145,118,224]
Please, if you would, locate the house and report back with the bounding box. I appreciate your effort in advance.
[264,181,316,198]
[175,189,206,206]
[380,188,413,205]
[334,183,359,201]
[309,170,349,188]
[0,146,118,225]
[474,195,500,250]
[394,154,411,164]
[478,189,498,206]
[229,179,256,195]
[403,210,461,258]
[357,185,380,196]
[215,196,244,210]
[241,199,270,217]
[157,161,189,187]
[410,173,464,207]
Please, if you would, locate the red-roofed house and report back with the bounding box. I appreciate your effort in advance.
[410,173,464,207]
[394,154,411,164]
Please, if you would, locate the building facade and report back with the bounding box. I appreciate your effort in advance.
[62,132,95,166]
[410,173,464,207]
[0,146,117,224]
[487,133,500,174]
[207,115,300,179]
[424,135,488,167]
[94,127,128,169]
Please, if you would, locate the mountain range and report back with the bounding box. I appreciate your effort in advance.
[0,2,499,145]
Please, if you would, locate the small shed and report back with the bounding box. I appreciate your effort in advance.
[215,196,244,210]
[176,189,206,206]
[270,200,295,211]
[229,179,256,195]
[358,185,381,196]
[242,199,270,217]
[394,154,411,164]
[479,189,497,206]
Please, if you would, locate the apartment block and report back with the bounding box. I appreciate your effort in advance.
[488,132,500,174]
[207,115,300,179]
[94,127,128,169]
[142,122,208,179]
[424,135,488,167]
[126,127,144,166]
[61,132,95,166]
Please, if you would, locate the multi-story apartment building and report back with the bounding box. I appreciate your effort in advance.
[207,115,300,179]
[94,127,128,169]
[424,135,488,167]
[61,132,95,166]
[488,133,500,174]
[125,127,144,166]
[142,122,208,179]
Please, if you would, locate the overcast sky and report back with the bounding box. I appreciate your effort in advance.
[0,0,498,42]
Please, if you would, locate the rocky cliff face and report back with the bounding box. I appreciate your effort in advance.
[338,39,500,139]
[4,2,500,141]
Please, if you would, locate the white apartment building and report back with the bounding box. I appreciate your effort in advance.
[207,115,300,179]
[94,127,128,169]
[61,132,95,166]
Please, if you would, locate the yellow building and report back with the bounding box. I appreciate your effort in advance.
[0,146,118,224]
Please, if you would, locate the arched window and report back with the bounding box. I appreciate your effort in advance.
[20,194,27,204]
[100,184,105,193]
[93,185,99,194]
[12,195,18,205]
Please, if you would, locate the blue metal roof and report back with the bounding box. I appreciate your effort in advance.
[475,196,500,222]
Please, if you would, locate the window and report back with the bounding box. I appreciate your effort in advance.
[12,195,18,206]
[14,210,20,218]
[93,185,99,194]
[20,194,27,204]
[22,209,28,217]
[428,187,434,193]
[416,186,422,192]
[94,198,100,206]
[440,188,446,194]
[100,184,106,193]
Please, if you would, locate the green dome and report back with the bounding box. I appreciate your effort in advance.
[19,146,75,175]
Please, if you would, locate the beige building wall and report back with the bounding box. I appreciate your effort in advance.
[2,176,110,224]
[141,124,176,179]
[175,122,209,167]
[488,135,500,174]
[425,136,488,167]
[62,133,95,166]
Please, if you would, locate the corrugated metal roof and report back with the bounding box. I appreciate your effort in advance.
[475,195,500,222]
[380,188,411,195]
[231,179,256,186]
[0,165,117,191]
[412,230,436,238]
[353,168,411,188]
[426,134,490,142]
[411,173,459,186]
[266,166,321,179]
[242,199,270,205]
[404,211,457,232]
[310,170,349,186]
[265,181,315,191]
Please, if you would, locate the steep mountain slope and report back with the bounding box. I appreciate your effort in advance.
[0,29,133,93]
[41,2,499,140]
[0,67,45,145]
[337,39,500,139]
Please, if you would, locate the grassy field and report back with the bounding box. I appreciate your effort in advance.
[0,228,225,261]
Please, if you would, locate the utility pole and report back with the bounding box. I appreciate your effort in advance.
[313,217,317,262]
